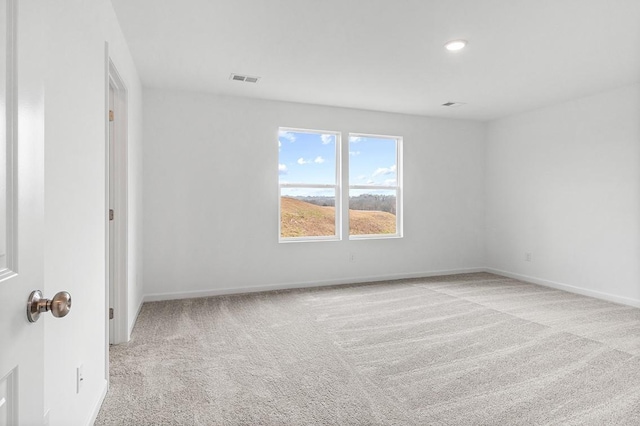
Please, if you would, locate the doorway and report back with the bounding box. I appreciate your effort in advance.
[106,58,128,347]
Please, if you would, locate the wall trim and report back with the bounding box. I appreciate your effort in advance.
[87,379,108,426]
[143,267,485,302]
[485,268,640,309]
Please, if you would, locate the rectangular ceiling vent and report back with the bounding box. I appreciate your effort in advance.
[230,73,260,83]
[442,101,466,107]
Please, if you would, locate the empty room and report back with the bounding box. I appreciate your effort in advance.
[1,0,639,425]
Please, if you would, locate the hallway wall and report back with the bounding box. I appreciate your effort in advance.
[43,1,143,424]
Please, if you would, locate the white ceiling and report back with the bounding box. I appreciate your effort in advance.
[110,0,640,121]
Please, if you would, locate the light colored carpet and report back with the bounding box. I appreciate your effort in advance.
[95,273,640,425]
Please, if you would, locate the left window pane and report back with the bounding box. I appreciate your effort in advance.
[278,128,340,241]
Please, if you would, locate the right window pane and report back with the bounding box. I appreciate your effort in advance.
[348,134,402,238]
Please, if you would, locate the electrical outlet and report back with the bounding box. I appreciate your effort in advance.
[525,252,532,262]
[76,365,84,394]
[349,253,355,262]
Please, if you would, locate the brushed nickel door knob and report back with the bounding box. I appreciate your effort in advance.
[27,290,72,323]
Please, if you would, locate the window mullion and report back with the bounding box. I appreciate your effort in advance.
[340,131,349,241]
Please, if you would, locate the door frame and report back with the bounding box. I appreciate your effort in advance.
[104,46,129,365]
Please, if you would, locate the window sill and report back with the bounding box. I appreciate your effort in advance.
[279,236,341,243]
[349,234,403,241]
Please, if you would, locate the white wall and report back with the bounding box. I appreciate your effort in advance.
[485,83,640,307]
[143,89,486,299]
[43,1,142,424]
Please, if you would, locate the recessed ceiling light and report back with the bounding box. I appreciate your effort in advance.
[444,39,467,51]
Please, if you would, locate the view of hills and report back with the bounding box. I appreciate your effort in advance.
[280,197,396,237]
[290,194,396,214]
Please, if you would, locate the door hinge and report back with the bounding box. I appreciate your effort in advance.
[109,308,114,320]
[109,110,114,122]
[109,209,114,221]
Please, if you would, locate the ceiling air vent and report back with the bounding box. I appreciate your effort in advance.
[229,73,261,83]
[442,101,466,107]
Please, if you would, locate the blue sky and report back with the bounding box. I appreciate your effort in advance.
[348,136,397,187]
[278,130,337,185]
[278,130,397,194]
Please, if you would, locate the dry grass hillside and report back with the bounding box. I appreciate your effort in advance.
[280,197,396,237]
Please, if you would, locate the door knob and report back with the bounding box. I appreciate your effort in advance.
[27,290,72,323]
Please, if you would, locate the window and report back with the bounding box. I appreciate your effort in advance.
[278,128,402,242]
[278,128,341,241]
[348,134,402,239]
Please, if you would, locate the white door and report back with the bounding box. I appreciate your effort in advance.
[0,0,46,424]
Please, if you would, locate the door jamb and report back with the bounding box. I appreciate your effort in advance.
[104,47,129,374]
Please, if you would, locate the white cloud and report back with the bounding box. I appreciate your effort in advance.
[367,179,374,184]
[297,158,308,165]
[278,131,296,143]
[278,164,288,175]
[314,156,325,164]
[358,175,367,180]
[350,136,364,143]
[349,151,361,156]
[383,178,397,186]
[321,134,334,145]
[372,164,397,177]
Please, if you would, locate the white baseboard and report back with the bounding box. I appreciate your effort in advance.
[127,297,144,340]
[87,379,108,426]
[485,268,640,309]
[142,267,640,309]
[143,267,485,302]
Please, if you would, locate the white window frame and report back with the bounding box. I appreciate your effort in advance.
[278,128,342,243]
[348,133,403,240]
